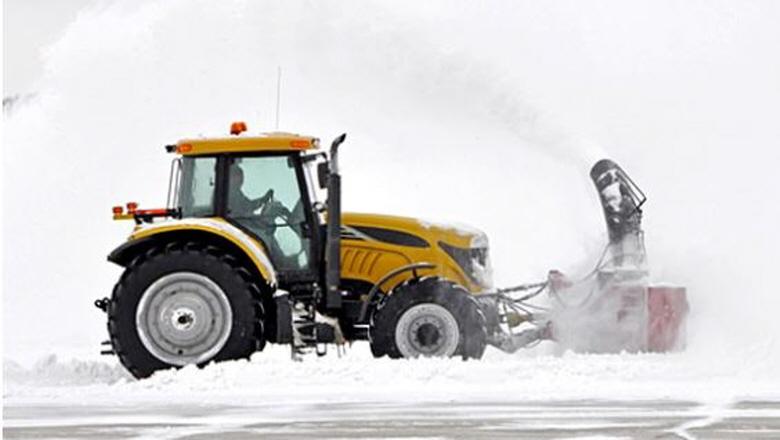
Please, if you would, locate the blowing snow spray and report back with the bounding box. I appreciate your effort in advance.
[480,159,688,354]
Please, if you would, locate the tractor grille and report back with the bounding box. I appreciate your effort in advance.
[438,241,492,288]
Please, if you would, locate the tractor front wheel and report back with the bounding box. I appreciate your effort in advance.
[369,277,487,360]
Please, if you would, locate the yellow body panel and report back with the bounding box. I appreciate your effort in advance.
[341,212,488,294]
[344,213,476,248]
[130,218,277,285]
[341,245,411,281]
[177,133,319,156]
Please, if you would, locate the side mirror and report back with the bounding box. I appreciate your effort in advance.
[317,162,329,189]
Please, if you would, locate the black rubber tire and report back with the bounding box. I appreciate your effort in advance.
[108,242,266,379]
[369,277,487,360]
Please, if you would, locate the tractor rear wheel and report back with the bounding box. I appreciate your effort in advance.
[108,243,265,378]
[369,277,487,360]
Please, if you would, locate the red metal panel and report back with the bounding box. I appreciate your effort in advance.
[646,286,689,352]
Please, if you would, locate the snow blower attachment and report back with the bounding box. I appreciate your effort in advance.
[98,124,687,379]
[479,159,688,354]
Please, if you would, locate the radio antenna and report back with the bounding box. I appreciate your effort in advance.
[275,66,282,130]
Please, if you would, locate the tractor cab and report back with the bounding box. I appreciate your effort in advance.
[170,130,330,286]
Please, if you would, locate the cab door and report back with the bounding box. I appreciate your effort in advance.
[222,154,318,282]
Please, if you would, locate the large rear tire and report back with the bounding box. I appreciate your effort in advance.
[369,277,487,360]
[108,242,266,378]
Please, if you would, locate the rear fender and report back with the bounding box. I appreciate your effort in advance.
[108,218,277,287]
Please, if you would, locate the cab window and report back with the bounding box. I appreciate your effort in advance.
[179,157,216,217]
[226,156,310,271]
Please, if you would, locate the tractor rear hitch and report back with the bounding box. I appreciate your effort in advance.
[94,297,110,313]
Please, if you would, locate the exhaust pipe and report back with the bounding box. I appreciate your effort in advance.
[325,133,347,310]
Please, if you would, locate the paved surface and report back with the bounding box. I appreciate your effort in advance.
[4,400,780,439]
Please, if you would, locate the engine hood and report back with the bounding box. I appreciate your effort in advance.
[342,212,488,250]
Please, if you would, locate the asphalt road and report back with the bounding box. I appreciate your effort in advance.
[5,400,780,439]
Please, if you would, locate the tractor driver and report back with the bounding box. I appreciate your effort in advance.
[227,164,298,267]
[227,166,276,217]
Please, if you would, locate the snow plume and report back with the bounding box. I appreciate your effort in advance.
[4,0,780,386]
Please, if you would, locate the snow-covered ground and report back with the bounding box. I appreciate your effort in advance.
[4,344,780,438]
[4,0,780,437]
[5,343,780,405]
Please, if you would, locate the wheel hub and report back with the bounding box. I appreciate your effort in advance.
[415,322,441,347]
[171,307,196,330]
[136,272,233,366]
[395,303,460,358]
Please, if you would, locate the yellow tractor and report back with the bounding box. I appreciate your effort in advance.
[97,123,687,379]
[98,125,499,378]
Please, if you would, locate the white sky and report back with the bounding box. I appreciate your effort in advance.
[3,0,95,96]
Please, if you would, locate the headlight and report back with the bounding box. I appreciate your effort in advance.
[438,241,493,289]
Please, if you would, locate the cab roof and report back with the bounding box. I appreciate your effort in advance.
[172,131,320,156]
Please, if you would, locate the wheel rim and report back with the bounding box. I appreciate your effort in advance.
[395,303,459,358]
[136,272,233,366]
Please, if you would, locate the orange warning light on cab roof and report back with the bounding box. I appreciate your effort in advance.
[177,143,193,153]
[230,121,247,136]
[290,139,310,149]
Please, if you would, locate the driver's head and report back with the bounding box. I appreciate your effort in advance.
[229,166,244,190]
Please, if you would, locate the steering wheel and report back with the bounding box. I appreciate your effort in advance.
[255,190,292,227]
[253,191,307,265]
